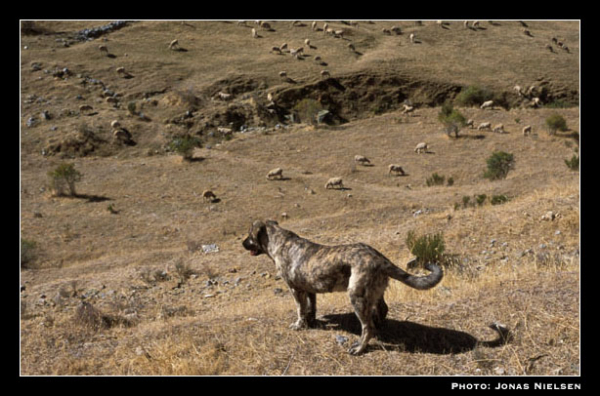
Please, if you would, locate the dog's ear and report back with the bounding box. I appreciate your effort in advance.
[250,220,266,239]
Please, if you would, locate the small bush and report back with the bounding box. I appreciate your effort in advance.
[484,151,515,180]
[462,196,471,208]
[565,154,579,171]
[426,172,445,187]
[21,238,37,268]
[454,85,493,107]
[406,231,445,268]
[293,98,323,125]
[476,194,487,206]
[168,135,201,160]
[47,163,82,196]
[545,113,568,135]
[447,177,454,186]
[438,102,466,137]
[491,194,509,205]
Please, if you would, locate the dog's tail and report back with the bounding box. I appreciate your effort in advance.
[385,260,443,290]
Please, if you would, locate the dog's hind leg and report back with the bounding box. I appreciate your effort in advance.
[307,292,317,325]
[373,296,388,328]
[348,291,376,355]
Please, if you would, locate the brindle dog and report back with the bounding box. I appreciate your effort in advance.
[242,220,444,355]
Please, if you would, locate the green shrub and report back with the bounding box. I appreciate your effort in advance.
[454,85,493,107]
[405,231,445,268]
[565,154,579,171]
[21,238,37,268]
[484,151,515,180]
[168,135,201,160]
[293,98,323,125]
[47,163,82,196]
[447,177,454,186]
[476,194,487,206]
[462,196,471,208]
[426,172,445,187]
[491,194,509,205]
[438,102,467,137]
[545,113,568,135]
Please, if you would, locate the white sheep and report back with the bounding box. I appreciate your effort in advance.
[493,123,505,133]
[334,30,344,37]
[267,168,284,180]
[251,28,258,38]
[325,177,344,190]
[79,104,93,113]
[216,92,232,101]
[278,71,287,78]
[354,155,371,165]
[217,127,233,137]
[110,120,122,129]
[473,21,480,28]
[311,21,317,30]
[463,21,469,29]
[202,190,217,202]
[480,100,494,110]
[530,97,541,107]
[388,164,405,176]
[168,39,180,50]
[304,38,311,46]
[281,43,288,51]
[409,33,415,43]
[260,21,272,30]
[477,122,492,131]
[323,23,328,32]
[402,104,414,114]
[414,142,428,154]
[320,70,330,78]
[391,26,401,34]
[98,44,108,53]
[465,119,474,128]
[113,128,132,144]
[522,125,532,136]
[513,85,523,96]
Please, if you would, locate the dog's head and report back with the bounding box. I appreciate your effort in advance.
[242,220,277,257]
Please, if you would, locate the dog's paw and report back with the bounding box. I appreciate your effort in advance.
[348,341,364,355]
[289,320,308,331]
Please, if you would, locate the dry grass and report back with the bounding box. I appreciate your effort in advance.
[21,20,579,377]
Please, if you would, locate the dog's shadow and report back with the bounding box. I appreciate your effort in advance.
[319,312,483,354]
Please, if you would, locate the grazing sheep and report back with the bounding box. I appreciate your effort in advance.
[279,71,287,78]
[391,26,401,34]
[523,29,532,37]
[110,120,122,129]
[409,33,416,43]
[98,44,108,53]
[388,164,405,176]
[354,155,371,165]
[216,92,232,101]
[260,22,272,30]
[323,23,328,32]
[116,67,133,78]
[79,104,93,113]
[333,30,344,38]
[267,92,274,103]
[202,190,217,203]
[304,39,311,46]
[311,21,317,30]
[320,70,330,78]
[168,39,180,50]
[325,177,344,190]
[348,43,356,52]
[314,56,322,62]
[267,168,284,180]
[414,142,428,154]
[513,85,524,96]
[113,128,133,144]
[252,28,258,38]
[480,100,494,110]
[463,21,469,29]
[402,104,414,114]
[281,43,288,51]
[493,123,505,133]
[546,44,555,53]
[530,97,541,107]
[465,119,474,128]
[477,122,492,131]
[522,125,532,136]
[217,127,233,137]
[472,21,480,28]
[541,211,560,221]
[271,46,282,54]
[382,28,391,35]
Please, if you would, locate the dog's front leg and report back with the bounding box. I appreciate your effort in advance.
[307,292,317,325]
[289,288,310,330]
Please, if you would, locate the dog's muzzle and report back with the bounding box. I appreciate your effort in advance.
[242,237,262,256]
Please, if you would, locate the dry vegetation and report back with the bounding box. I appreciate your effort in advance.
[20,20,579,376]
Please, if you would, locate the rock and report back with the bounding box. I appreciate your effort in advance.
[335,335,348,345]
[202,244,219,254]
